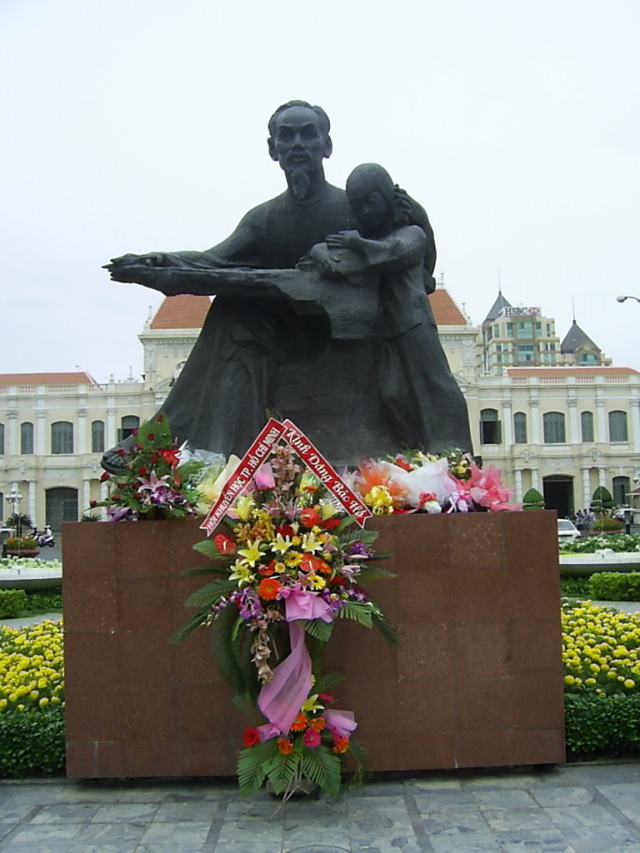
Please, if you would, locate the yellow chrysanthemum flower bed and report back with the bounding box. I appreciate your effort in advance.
[0,621,64,713]
[562,601,640,696]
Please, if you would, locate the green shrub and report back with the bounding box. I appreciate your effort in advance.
[21,589,62,616]
[560,577,591,597]
[0,707,65,777]
[592,518,624,532]
[5,536,38,551]
[591,486,615,513]
[589,573,640,601]
[0,590,27,619]
[522,488,545,510]
[565,693,640,756]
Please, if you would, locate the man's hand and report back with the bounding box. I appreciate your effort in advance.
[102,252,168,283]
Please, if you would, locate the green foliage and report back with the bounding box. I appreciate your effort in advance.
[589,572,640,601]
[5,513,33,537]
[592,518,624,532]
[304,619,333,642]
[560,577,592,598]
[301,744,341,797]
[339,602,373,629]
[0,590,27,619]
[0,707,65,777]
[20,589,62,616]
[591,486,615,513]
[80,512,100,521]
[237,740,277,794]
[565,693,640,756]
[6,537,38,551]
[522,488,545,510]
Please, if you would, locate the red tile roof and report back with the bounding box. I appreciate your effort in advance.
[150,296,212,330]
[429,288,467,326]
[0,372,97,386]
[149,289,467,331]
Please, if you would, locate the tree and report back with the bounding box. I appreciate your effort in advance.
[522,488,545,511]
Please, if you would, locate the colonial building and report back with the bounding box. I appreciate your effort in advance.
[1,287,637,528]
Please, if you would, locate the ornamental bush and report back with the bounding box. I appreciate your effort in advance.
[560,533,640,554]
[592,518,625,532]
[565,693,640,755]
[0,590,27,619]
[0,707,65,777]
[589,573,640,601]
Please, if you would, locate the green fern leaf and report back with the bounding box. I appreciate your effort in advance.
[238,741,277,794]
[372,611,399,646]
[184,579,238,608]
[339,602,373,628]
[303,619,334,642]
[302,745,341,797]
[266,751,302,795]
[169,610,210,645]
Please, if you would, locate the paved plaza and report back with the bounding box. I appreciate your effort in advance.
[0,762,639,852]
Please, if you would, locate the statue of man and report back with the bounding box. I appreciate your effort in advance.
[103,101,354,471]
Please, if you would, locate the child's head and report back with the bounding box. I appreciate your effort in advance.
[346,163,409,237]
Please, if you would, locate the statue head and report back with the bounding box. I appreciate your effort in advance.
[346,164,402,237]
[267,101,333,199]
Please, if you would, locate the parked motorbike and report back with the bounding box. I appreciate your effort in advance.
[33,525,56,547]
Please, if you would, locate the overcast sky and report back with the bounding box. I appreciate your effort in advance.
[2,0,639,382]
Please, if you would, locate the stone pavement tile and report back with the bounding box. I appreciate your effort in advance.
[224,798,284,820]
[472,789,539,809]
[412,789,477,813]
[152,800,218,822]
[91,802,159,823]
[138,820,212,847]
[346,795,408,815]
[66,820,147,853]
[419,809,491,836]
[216,815,284,845]
[556,764,640,787]
[285,798,348,819]
[598,782,640,816]
[0,784,69,808]
[409,776,463,792]
[212,844,285,853]
[544,803,626,829]
[0,804,34,824]
[428,830,502,852]
[463,773,544,790]
[346,812,415,840]
[529,787,595,808]
[495,828,577,852]
[482,808,558,833]
[282,820,351,849]
[561,825,640,852]
[29,803,101,823]
[351,842,422,853]
[1,822,82,848]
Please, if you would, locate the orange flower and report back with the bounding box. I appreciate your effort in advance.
[257,577,281,600]
[308,717,326,732]
[333,736,350,754]
[291,713,308,732]
[277,738,293,754]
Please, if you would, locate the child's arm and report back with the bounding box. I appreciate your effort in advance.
[325,226,426,273]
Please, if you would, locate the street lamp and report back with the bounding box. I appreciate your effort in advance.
[617,295,640,304]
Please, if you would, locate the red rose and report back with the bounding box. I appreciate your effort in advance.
[117,449,125,456]
[132,428,139,436]
[243,726,261,747]
[300,507,321,527]
[138,466,148,475]
[321,518,341,531]
[147,433,155,441]
[150,454,159,463]
[100,472,110,482]
[156,415,164,423]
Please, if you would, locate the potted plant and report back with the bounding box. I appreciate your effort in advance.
[5,535,40,557]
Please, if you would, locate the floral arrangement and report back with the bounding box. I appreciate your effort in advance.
[0,621,64,713]
[93,414,202,521]
[173,443,396,799]
[351,449,519,516]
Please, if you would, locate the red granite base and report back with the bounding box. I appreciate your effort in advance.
[62,511,565,778]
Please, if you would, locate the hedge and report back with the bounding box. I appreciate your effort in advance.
[0,590,27,619]
[589,572,640,601]
[0,707,65,776]
[565,693,640,756]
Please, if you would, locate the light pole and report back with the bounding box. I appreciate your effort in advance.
[617,295,640,304]
[5,488,23,555]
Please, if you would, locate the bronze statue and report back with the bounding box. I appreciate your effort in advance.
[103,102,471,471]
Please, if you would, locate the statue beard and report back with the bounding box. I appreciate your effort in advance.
[288,167,312,201]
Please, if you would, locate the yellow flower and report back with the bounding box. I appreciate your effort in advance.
[301,693,323,713]
[237,540,264,567]
[301,532,323,554]
[624,679,636,689]
[228,560,256,587]
[285,551,303,568]
[236,494,256,522]
[307,573,326,590]
[273,562,286,574]
[272,533,292,555]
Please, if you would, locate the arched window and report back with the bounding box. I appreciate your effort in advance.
[581,411,594,443]
[20,422,34,455]
[612,476,630,506]
[0,423,4,455]
[118,415,140,442]
[513,412,527,444]
[91,420,105,454]
[609,411,628,442]
[480,408,501,444]
[51,421,74,454]
[543,412,565,444]
[45,487,78,530]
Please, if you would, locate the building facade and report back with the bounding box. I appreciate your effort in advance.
[2,290,637,529]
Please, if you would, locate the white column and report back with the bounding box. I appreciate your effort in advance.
[514,468,523,502]
[77,409,87,455]
[631,398,640,453]
[582,468,591,509]
[568,399,578,446]
[502,402,513,448]
[106,406,117,447]
[36,410,46,455]
[530,399,540,445]
[83,479,91,515]
[7,411,18,455]
[531,468,540,491]
[596,398,607,443]
[599,467,607,488]
[28,480,37,527]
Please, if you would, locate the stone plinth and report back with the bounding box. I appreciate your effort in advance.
[62,511,565,778]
